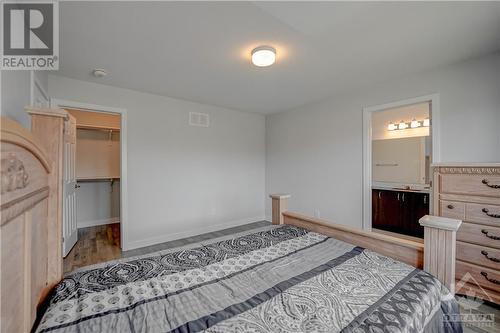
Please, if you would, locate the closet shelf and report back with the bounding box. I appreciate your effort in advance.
[77,124,120,132]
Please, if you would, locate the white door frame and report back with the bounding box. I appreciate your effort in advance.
[362,93,440,231]
[50,98,129,250]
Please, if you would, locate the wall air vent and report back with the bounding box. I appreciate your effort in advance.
[189,112,210,127]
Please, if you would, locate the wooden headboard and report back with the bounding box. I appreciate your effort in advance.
[1,117,57,332]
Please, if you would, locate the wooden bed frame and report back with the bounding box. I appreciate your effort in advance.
[270,194,462,294]
[0,112,462,332]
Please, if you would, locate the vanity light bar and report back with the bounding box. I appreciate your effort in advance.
[387,118,430,131]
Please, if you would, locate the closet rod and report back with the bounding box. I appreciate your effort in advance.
[77,177,119,188]
[77,177,120,182]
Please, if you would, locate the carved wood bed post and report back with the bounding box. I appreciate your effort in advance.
[270,194,290,225]
[26,107,69,286]
[419,215,462,294]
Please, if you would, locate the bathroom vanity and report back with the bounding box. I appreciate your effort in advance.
[372,187,429,238]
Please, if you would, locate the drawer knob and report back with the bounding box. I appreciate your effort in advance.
[481,229,500,240]
[447,204,454,209]
[482,208,500,219]
[480,271,500,285]
[482,179,500,189]
[481,250,500,263]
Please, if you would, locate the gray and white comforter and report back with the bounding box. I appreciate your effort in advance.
[36,225,462,333]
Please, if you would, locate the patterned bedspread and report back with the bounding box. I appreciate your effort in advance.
[36,225,462,333]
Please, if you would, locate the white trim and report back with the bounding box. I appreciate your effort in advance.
[50,98,126,115]
[362,94,440,231]
[126,217,267,251]
[362,106,373,232]
[78,217,120,229]
[50,98,130,250]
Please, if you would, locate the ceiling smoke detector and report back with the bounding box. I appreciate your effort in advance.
[92,69,108,78]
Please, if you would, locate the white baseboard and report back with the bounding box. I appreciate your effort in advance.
[78,217,120,229]
[124,216,267,251]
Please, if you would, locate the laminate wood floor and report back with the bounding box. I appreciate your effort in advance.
[63,220,271,274]
[63,224,122,274]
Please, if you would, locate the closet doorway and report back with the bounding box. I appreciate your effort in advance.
[51,99,128,273]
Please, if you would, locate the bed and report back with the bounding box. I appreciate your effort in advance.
[35,224,461,333]
[1,112,463,333]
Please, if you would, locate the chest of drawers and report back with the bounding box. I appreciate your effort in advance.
[433,164,500,304]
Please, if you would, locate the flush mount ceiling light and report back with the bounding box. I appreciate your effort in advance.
[251,46,276,67]
[92,68,108,78]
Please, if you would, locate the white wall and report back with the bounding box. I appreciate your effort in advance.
[1,71,48,128]
[48,75,266,250]
[1,71,31,127]
[266,52,500,227]
[77,181,120,228]
[3,52,498,244]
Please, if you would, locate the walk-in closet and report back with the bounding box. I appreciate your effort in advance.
[63,109,121,273]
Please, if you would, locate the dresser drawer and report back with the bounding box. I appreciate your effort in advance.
[441,174,500,198]
[458,222,500,249]
[456,260,500,293]
[465,202,500,226]
[456,242,500,270]
[440,200,465,220]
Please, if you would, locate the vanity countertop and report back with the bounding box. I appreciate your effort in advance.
[372,185,430,194]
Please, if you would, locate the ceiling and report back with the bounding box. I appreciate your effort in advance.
[57,2,500,114]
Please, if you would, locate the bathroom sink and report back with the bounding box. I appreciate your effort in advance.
[392,187,414,191]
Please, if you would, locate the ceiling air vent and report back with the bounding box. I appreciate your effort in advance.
[189,112,210,127]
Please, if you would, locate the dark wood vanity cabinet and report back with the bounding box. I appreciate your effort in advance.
[372,189,429,238]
